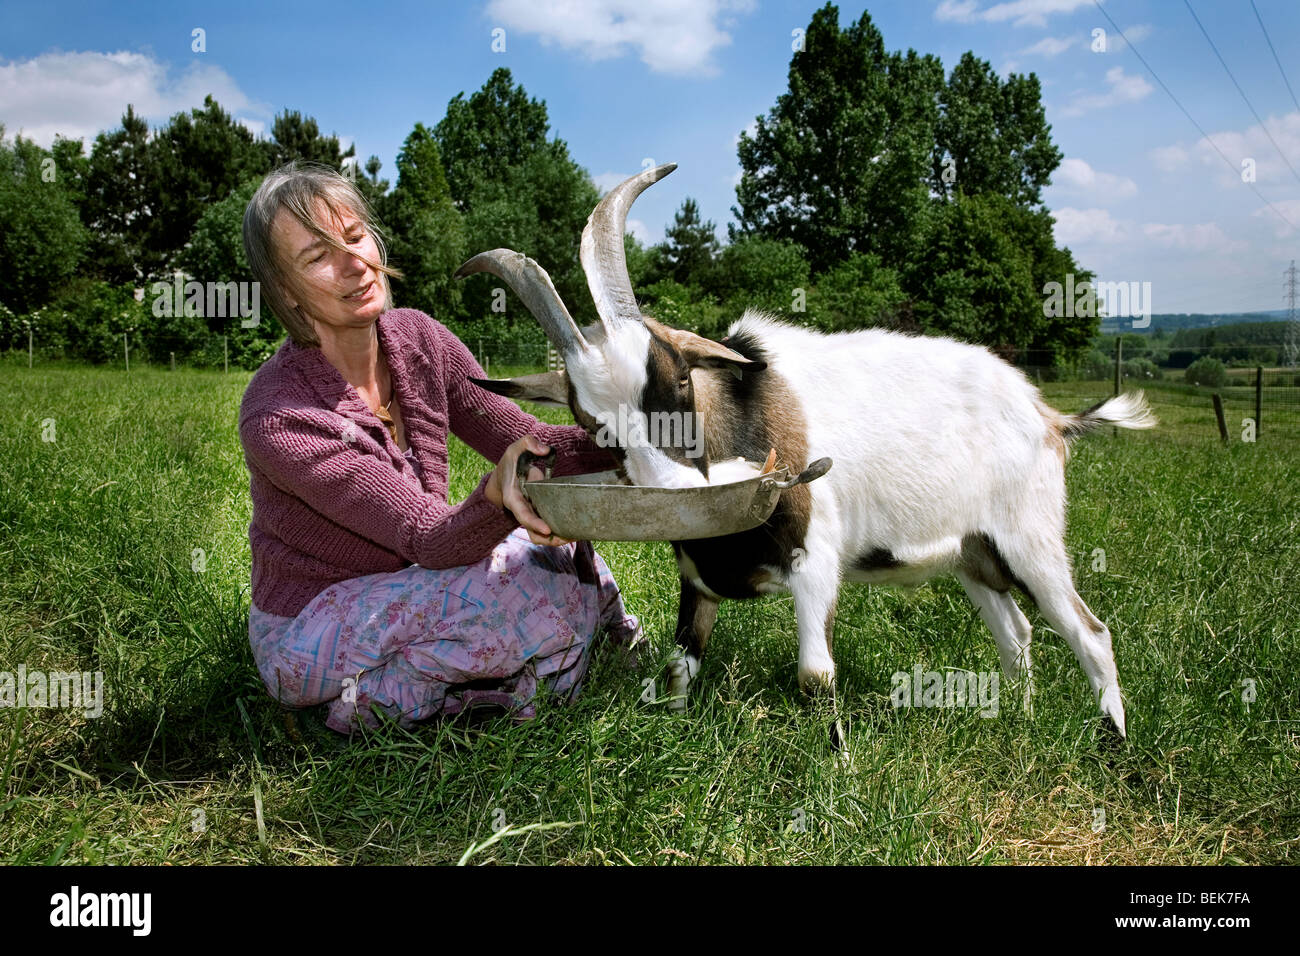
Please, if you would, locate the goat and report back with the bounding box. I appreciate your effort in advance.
[456,163,1156,739]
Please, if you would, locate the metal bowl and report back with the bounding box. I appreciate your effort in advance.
[521,463,794,542]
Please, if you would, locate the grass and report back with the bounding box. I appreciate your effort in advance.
[0,358,1296,864]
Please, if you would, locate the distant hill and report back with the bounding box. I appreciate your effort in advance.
[1101,310,1290,334]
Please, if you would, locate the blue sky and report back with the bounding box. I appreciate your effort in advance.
[2,0,1299,314]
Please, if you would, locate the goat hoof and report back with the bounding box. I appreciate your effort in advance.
[798,670,835,697]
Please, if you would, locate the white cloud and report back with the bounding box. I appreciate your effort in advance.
[1054,157,1137,198]
[625,217,653,244]
[1252,199,1300,238]
[1051,206,1128,245]
[1061,66,1152,116]
[0,50,265,148]
[935,0,979,21]
[485,0,756,76]
[1142,222,1246,254]
[1153,111,1300,188]
[1018,35,1075,57]
[1105,23,1152,52]
[936,0,1094,28]
[1148,144,1189,172]
[593,170,633,193]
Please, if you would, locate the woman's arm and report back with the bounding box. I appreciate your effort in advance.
[241,407,520,570]
[437,324,616,477]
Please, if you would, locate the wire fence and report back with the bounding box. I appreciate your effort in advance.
[6,329,1297,439]
[466,342,565,377]
[1018,342,1300,440]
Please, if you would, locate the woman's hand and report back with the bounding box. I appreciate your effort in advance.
[485,435,574,547]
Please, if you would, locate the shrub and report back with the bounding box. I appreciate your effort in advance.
[1079,348,1113,381]
[1185,355,1228,388]
[1122,357,1162,380]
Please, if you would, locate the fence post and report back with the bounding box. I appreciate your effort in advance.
[224,335,229,374]
[27,326,32,369]
[1255,366,1263,438]
[1113,338,1122,396]
[1212,393,1229,444]
[124,331,130,374]
[170,352,176,372]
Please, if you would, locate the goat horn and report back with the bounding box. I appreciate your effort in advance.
[581,163,677,330]
[455,249,590,355]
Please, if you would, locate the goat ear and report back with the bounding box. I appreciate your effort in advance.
[662,328,766,372]
[469,371,570,408]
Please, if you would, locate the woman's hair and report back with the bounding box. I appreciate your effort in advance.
[243,161,402,347]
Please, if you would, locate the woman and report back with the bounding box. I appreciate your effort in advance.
[238,161,641,734]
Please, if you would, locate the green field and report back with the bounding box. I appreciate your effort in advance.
[0,359,1296,864]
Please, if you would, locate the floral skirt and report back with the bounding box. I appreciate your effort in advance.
[248,529,642,733]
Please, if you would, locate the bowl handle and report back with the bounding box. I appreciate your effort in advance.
[767,457,833,490]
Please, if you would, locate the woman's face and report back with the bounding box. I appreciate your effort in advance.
[271,201,386,336]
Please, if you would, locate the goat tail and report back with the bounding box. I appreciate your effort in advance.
[1061,390,1158,442]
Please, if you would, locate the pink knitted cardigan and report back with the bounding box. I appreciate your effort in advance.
[238,308,614,618]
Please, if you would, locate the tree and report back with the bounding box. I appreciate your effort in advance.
[732,3,943,272]
[433,70,601,328]
[82,105,153,283]
[460,143,601,327]
[932,52,1062,205]
[172,177,284,368]
[903,192,1039,351]
[147,95,268,275]
[709,237,811,321]
[353,154,390,212]
[50,135,89,211]
[383,123,465,322]
[0,130,87,313]
[434,68,551,209]
[265,109,356,170]
[810,252,908,333]
[658,197,719,287]
[730,2,1091,357]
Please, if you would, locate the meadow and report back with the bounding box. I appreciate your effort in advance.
[0,355,1296,864]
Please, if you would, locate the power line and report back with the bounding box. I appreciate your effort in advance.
[1184,0,1300,191]
[1250,0,1300,114]
[1089,0,1297,232]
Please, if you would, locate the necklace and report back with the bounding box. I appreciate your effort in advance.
[373,375,399,444]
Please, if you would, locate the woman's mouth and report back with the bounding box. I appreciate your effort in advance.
[344,281,375,301]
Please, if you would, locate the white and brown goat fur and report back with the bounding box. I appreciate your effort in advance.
[457,163,1156,739]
